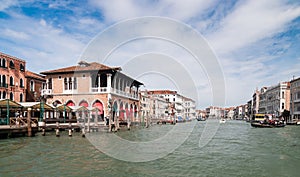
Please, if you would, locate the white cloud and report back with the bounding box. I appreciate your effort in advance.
[2,28,30,40]
[0,0,18,11]
[208,0,300,55]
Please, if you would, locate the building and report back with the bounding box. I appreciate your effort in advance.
[259,82,290,117]
[0,52,26,102]
[252,89,260,114]
[183,97,196,119]
[40,61,143,126]
[258,87,268,113]
[290,77,300,120]
[25,70,46,102]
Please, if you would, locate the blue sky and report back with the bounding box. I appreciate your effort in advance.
[0,0,300,108]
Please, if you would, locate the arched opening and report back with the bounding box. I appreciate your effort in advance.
[9,60,14,69]
[66,100,75,106]
[2,91,6,99]
[9,92,13,100]
[20,93,23,102]
[119,102,124,121]
[92,100,104,121]
[100,74,107,87]
[79,100,89,107]
[125,103,129,121]
[20,63,25,71]
[20,78,24,88]
[2,59,6,67]
[10,76,14,86]
[112,101,118,122]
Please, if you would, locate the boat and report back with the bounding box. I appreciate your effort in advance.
[219,119,226,123]
[196,117,206,121]
[251,121,285,128]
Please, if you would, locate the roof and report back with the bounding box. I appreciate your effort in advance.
[147,90,177,95]
[25,70,45,81]
[0,51,26,63]
[0,99,22,108]
[19,102,53,110]
[40,61,121,75]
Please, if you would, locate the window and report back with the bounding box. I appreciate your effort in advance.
[282,103,284,109]
[20,78,24,88]
[48,78,52,89]
[82,74,86,79]
[30,80,35,91]
[282,91,284,99]
[73,77,77,89]
[68,77,72,90]
[173,98,175,102]
[9,92,13,100]
[64,78,68,90]
[58,76,62,80]
[1,59,6,68]
[20,93,23,102]
[2,91,6,99]
[10,76,14,86]
[9,60,15,69]
[20,63,25,71]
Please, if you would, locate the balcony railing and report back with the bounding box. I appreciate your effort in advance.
[0,83,8,88]
[111,88,139,100]
[91,87,108,93]
[41,89,53,96]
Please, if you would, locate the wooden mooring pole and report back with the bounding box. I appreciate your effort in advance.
[27,108,32,137]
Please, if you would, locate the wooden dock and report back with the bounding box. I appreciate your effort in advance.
[0,125,38,138]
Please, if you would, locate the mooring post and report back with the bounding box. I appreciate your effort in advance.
[42,128,45,136]
[82,127,85,138]
[56,121,60,137]
[27,108,32,137]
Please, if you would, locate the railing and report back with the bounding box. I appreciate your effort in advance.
[41,89,53,96]
[111,88,139,100]
[10,117,38,127]
[0,83,8,88]
[91,87,108,93]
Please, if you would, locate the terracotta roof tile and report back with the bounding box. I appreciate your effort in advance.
[40,61,121,74]
[25,70,45,81]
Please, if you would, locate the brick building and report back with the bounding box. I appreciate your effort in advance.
[25,70,46,102]
[0,52,26,102]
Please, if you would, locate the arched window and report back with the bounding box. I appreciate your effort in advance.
[20,63,25,71]
[68,77,72,90]
[64,78,68,90]
[2,59,6,68]
[9,60,15,69]
[20,78,24,88]
[30,80,34,91]
[66,100,75,106]
[48,78,52,89]
[9,92,13,100]
[20,93,23,102]
[73,77,77,89]
[10,76,14,86]
[2,91,6,99]
[79,100,89,107]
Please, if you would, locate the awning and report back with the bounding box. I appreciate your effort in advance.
[0,99,22,108]
[19,102,53,110]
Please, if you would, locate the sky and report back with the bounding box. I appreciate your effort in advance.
[0,0,300,109]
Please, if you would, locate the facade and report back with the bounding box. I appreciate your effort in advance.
[290,77,300,120]
[183,97,196,119]
[259,82,290,117]
[40,61,143,125]
[252,89,260,114]
[25,70,46,102]
[0,52,26,102]
[258,87,268,113]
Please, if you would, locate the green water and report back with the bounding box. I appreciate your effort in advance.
[0,120,299,177]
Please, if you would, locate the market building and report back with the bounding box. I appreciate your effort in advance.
[290,77,300,120]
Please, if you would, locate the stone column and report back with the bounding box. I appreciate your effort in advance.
[107,73,112,93]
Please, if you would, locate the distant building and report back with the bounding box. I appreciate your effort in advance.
[290,77,300,120]
[259,82,290,117]
[25,70,46,102]
[258,87,268,113]
[252,89,260,114]
[0,52,26,102]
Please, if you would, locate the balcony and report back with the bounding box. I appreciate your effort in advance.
[41,89,53,96]
[111,88,139,100]
[91,87,108,93]
[0,83,8,88]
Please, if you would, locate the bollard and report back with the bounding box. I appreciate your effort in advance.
[82,128,85,138]
[68,129,72,137]
[42,128,46,136]
[56,128,60,137]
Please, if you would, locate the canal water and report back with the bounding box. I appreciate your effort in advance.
[0,120,299,177]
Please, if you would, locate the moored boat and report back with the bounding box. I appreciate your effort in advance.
[251,121,285,128]
[219,119,226,123]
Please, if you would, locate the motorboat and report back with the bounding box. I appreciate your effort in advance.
[251,121,285,128]
[219,119,226,123]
